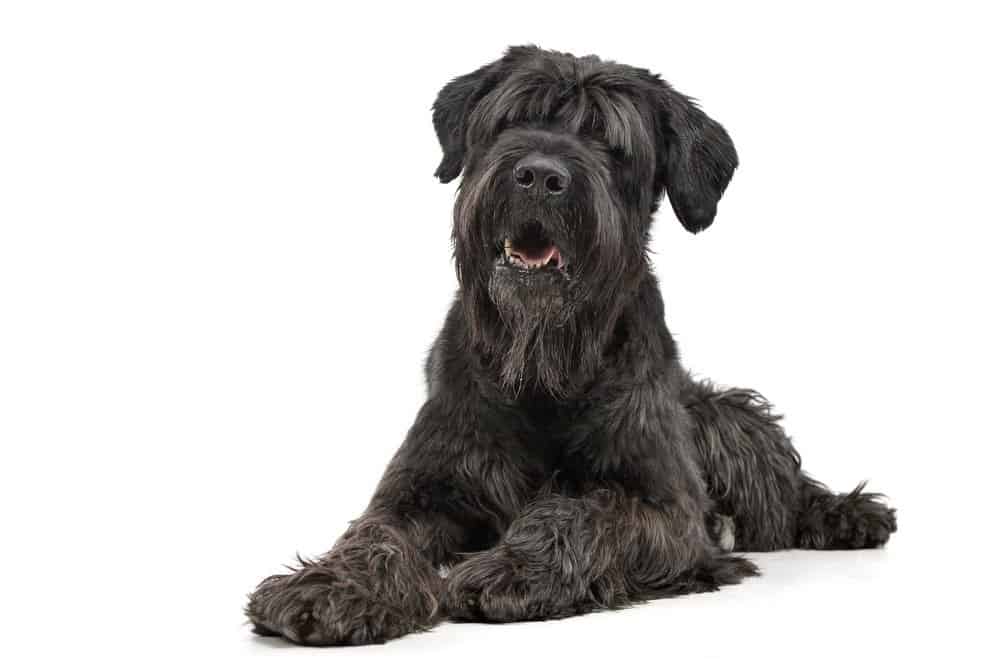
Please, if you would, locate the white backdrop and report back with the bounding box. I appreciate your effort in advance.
[1,1,997,664]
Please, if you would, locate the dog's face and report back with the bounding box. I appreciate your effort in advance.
[432,46,737,394]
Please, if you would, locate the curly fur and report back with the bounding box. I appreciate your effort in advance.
[246,45,896,646]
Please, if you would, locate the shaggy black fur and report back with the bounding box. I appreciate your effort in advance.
[247,45,897,646]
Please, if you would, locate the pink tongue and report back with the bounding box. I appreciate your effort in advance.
[513,244,558,264]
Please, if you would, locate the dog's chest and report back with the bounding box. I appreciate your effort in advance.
[506,395,590,483]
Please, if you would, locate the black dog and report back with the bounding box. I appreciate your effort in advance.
[247,46,896,646]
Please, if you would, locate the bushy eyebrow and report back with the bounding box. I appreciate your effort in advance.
[465,68,655,166]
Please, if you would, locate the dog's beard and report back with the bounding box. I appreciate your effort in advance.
[487,271,579,397]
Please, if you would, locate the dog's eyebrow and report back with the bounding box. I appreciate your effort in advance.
[589,88,652,159]
[467,70,654,164]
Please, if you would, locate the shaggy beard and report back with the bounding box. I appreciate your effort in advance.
[488,279,589,398]
[458,268,637,399]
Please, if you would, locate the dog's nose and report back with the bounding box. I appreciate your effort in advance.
[513,155,571,195]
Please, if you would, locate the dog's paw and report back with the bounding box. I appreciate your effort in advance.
[444,550,535,622]
[445,548,591,623]
[798,485,898,550]
[246,557,440,645]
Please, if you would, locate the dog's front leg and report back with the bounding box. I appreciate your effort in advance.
[446,380,758,623]
[446,491,754,622]
[247,508,445,645]
[247,397,525,645]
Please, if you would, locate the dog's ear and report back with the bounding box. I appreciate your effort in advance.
[432,62,497,183]
[647,77,737,233]
[433,47,536,183]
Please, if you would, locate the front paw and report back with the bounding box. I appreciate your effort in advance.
[445,548,590,623]
[247,555,441,646]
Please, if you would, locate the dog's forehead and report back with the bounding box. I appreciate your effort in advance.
[467,51,656,160]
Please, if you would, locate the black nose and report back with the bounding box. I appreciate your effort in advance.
[513,154,571,195]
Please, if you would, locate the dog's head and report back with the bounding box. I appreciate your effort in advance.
[432,46,737,394]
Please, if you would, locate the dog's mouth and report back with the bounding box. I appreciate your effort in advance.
[497,221,567,272]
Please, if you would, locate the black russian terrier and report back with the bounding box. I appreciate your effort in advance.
[247,46,897,646]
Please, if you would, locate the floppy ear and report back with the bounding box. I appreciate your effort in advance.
[649,79,737,233]
[431,62,497,183]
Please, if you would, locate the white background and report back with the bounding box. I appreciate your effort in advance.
[1,1,997,665]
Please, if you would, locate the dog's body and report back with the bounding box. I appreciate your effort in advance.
[247,46,896,646]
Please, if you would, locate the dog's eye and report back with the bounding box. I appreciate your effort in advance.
[608,146,628,162]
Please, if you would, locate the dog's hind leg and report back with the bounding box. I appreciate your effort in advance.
[683,379,896,551]
[795,477,897,549]
[684,380,803,550]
